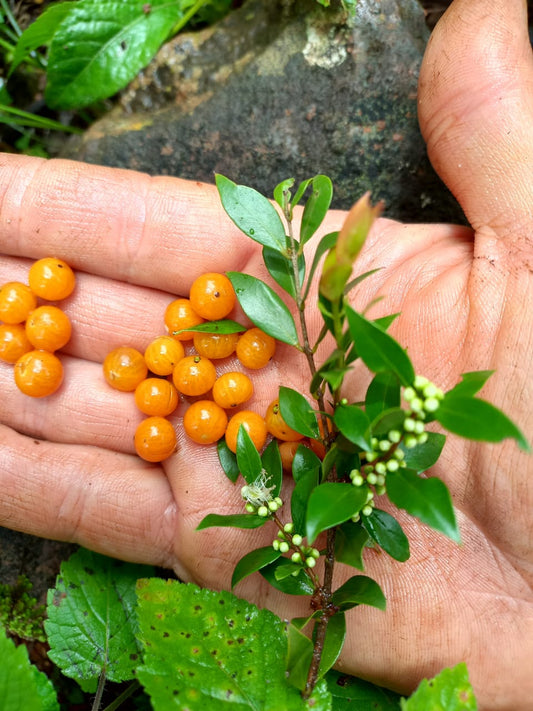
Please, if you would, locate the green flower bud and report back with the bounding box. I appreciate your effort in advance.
[414,420,425,435]
[306,557,317,568]
[418,432,429,444]
[268,500,279,511]
[283,522,294,533]
[279,541,290,553]
[404,434,418,449]
[351,473,364,487]
[257,506,269,517]
[291,552,302,563]
[424,397,440,412]
[310,548,320,559]
[410,397,424,413]
[365,489,374,503]
[362,505,373,516]
[366,451,378,462]
[394,448,405,460]
[414,375,429,390]
[378,439,391,452]
[272,539,280,551]
[404,417,416,432]
[274,497,283,507]
[292,534,303,546]
[403,387,416,402]
[422,382,438,398]
[351,513,361,523]
[388,429,402,443]
[386,459,399,472]
[375,462,387,475]
[278,529,286,539]
[367,472,378,485]
[375,473,386,486]
[375,485,387,496]
[245,503,256,513]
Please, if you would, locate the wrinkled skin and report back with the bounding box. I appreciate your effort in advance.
[0,0,531,708]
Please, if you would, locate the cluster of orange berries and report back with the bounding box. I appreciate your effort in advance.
[0,258,75,397]
[102,272,312,464]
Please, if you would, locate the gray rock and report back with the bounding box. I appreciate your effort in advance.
[62,0,465,223]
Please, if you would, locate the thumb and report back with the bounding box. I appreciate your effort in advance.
[418,0,533,236]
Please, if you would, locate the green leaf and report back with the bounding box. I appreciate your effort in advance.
[436,395,530,452]
[292,444,322,483]
[291,467,320,535]
[286,620,313,691]
[362,509,410,562]
[279,386,320,439]
[0,626,59,711]
[291,177,314,209]
[326,669,402,710]
[237,425,263,484]
[334,521,369,570]
[217,439,240,483]
[274,562,304,581]
[197,513,268,530]
[306,483,368,544]
[445,370,494,399]
[386,469,461,542]
[273,177,295,213]
[10,2,77,76]
[370,407,406,437]
[177,318,246,335]
[259,560,314,596]
[227,271,299,345]
[318,613,346,677]
[216,174,287,252]
[231,547,282,588]
[303,231,338,301]
[400,432,446,473]
[346,307,415,386]
[262,245,305,299]
[45,548,153,685]
[401,663,477,710]
[45,0,184,109]
[261,439,283,497]
[136,579,331,709]
[300,175,333,245]
[365,371,401,421]
[334,404,372,451]
[331,575,386,612]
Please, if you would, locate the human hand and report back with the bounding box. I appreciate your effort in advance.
[0,0,531,708]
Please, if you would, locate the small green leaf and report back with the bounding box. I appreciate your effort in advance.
[274,562,304,581]
[334,404,372,451]
[365,371,401,421]
[279,386,320,439]
[362,509,410,562]
[346,307,415,386]
[306,483,368,544]
[197,513,268,530]
[291,177,314,209]
[445,370,494,398]
[217,439,240,483]
[400,432,446,473]
[231,547,282,588]
[237,425,263,484]
[436,395,530,452]
[259,560,314,596]
[292,444,322,483]
[318,612,346,677]
[303,231,338,301]
[291,467,320,535]
[286,620,313,690]
[227,272,299,345]
[386,469,460,542]
[216,174,287,252]
[401,663,477,710]
[331,575,386,612]
[334,521,369,570]
[176,319,246,335]
[273,177,295,213]
[300,175,333,245]
[263,245,305,299]
[326,669,402,710]
[261,439,283,497]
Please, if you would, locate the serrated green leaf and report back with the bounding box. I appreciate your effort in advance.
[216,174,287,252]
[386,469,460,542]
[445,371,494,399]
[300,175,333,245]
[279,386,320,439]
[261,439,283,497]
[217,439,240,483]
[45,548,153,685]
[326,669,402,710]
[346,307,415,386]
[237,425,263,484]
[292,444,322,483]
[196,513,268,530]
[436,395,530,452]
[334,404,372,451]
[401,663,477,710]
[262,245,305,299]
[259,560,314,596]
[0,626,59,711]
[136,579,331,709]
[362,509,410,562]
[306,483,368,544]
[45,0,184,109]
[334,521,369,570]
[177,319,246,335]
[400,432,446,473]
[331,575,386,612]
[291,467,320,535]
[231,547,282,589]
[365,371,401,421]
[227,271,299,345]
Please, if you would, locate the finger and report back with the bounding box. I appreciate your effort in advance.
[0,154,256,292]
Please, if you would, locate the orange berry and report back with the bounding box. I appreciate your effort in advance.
[134,416,177,462]
[236,327,276,369]
[212,371,254,409]
[134,378,179,417]
[164,298,204,341]
[189,272,236,320]
[279,440,304,472]
[14,349,63,397]
[172,354,216,397]
[183,400,228,445]
[265,398,305,442]
[144,335,185,376]
[25,305,72,352]
[0,323,32,363]
[28,257,75,301]
[103,346,148,392]
[0,282,37,324]
[225,410,267,453]
[193,331,239,360]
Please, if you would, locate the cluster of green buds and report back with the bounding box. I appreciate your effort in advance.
[241,472,282,517]
[403,374,444,448]
[272,522,320,570]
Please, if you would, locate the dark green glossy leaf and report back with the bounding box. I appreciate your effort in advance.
[400,432,446,473]
[334,404,372,451]
[321,443,360,481]
[386,469,460,542]
[445,370,494,398]
[197,513,267,530]
[331,575,386,612]
[263,245,305,299]
[303,231,338,301]
[365,371,401,421]
[306,483,368,543]
[286,620,313,690]
[217,439,240,483]
[227,271,299,345]
[334,521,369,570]
[237,425,262,484]
[326,669,402,710]
[346,307,415,386]
[274,562,303,581]
[231,546,281,588]
[370,407,406,437]
[292,445,322,483]
[279,386,320,439]
[401,663,477,710]
[300,175,333,245]
[176,318,246,335]
[318,612,346,678]
[291,468,319,535]
[436,395,530,452]
[363,509,410,562]
[259,560,314,595]
[216,174,287,252]
[261,439,283,497]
